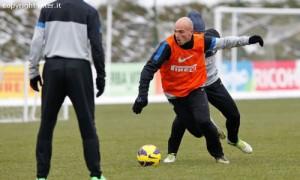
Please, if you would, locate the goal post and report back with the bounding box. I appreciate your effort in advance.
[214,7,300,99]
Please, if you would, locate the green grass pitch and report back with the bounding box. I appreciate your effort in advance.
[0,99,299,179]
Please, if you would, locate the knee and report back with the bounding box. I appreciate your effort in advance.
[82,132,98,141]
[80,125,98,140]
[199,121,218,134]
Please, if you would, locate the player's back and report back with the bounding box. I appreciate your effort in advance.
[41,0,97,61]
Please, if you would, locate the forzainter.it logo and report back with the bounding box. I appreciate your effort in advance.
[178,55,193,63]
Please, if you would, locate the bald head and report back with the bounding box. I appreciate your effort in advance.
[175,17,194,31]
[174,17,194,45]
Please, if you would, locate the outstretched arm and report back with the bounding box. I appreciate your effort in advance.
[205,35,264,52]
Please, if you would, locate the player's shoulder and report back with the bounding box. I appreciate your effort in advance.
[81,1,98,14]
[155,40,170,52]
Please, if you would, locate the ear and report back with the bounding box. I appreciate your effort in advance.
[189,30,194,36]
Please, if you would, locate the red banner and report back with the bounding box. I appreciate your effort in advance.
[253,60,300,90]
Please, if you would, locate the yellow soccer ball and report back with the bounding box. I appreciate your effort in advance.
[137,144,161,167]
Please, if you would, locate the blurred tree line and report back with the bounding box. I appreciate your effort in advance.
[0,0,299,62]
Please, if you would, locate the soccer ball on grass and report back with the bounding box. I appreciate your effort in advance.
[137,144,161,167]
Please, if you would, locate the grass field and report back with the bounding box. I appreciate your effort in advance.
[0,99,300,180]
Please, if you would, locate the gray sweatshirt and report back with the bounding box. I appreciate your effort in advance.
[204,36,250,87]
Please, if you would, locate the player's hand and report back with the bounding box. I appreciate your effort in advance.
[249,35,264,47]
[30,75,43,92]
[96,76,105,97]
[132,95,148,114]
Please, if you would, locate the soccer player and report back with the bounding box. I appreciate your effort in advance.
[163,11,260,163]
[132,16,263,164]
[29,0,106,179]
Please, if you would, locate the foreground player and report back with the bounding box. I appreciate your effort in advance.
[29,0,106,179]
[132,16,263,164]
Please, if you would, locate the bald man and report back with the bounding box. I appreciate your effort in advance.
[132,17,263,164]
[163,11,264,164]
